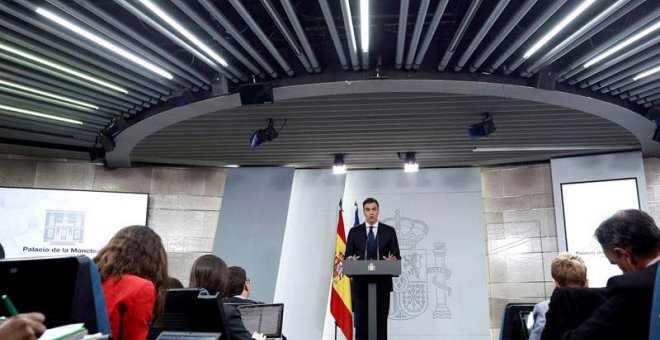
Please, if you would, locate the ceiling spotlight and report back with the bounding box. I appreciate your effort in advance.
[250,118,285,148]
[400,152,418,173]
[333,154,347,175]
[467,113,496,139]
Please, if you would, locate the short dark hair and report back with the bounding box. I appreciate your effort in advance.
[227,266,248,297]
[0,243,4,260]
[363,198,379,208]
[595,209,660,257]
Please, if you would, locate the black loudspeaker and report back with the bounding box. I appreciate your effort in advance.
[644,106,660,120]
[535,69,556,91]
[653,126,660,143]
[211,76,229,96]
[239,83,273,105]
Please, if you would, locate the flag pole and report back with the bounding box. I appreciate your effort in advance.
[337,198,341,340]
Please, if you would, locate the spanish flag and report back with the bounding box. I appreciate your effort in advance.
[331,203,353,340]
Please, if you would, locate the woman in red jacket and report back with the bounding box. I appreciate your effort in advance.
[95,225,168,340]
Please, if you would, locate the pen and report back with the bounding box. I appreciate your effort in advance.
[1,295,18,316]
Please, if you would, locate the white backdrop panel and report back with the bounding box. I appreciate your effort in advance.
[551,151,648,288]
[274,170,347,340]
[322,168,489,340]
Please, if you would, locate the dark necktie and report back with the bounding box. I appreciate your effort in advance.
[367,226,376,260]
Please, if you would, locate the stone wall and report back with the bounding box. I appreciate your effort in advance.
[644,158,660,223]
[481,163,558,339]
[0,155,226,285]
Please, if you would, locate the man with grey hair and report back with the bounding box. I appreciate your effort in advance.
[561,209,660,340]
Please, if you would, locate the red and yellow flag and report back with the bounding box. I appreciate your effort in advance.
[331,207,353,340]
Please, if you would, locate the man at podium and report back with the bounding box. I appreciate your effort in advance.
[345,198,401,340]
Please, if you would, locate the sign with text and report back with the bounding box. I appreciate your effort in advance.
[0,188,148,259]
[561,178,639,287]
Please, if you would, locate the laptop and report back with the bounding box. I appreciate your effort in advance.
[237,303,284,339]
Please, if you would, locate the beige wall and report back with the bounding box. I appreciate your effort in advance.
[645,158,660,223]
[0,155,226,286]
[482,158,660,339]
[481,163,558,339]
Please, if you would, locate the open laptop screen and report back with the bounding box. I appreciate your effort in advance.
[237,304,283,338]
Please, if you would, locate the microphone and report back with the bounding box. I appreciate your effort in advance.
[376,234,380,260]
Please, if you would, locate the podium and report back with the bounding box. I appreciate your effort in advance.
[343,260,401,340]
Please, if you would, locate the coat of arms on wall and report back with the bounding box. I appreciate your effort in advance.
[43,210,85,245]
[383,210,452,320]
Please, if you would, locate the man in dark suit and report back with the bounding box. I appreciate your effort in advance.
[540,287,606,340]
[558,209,660,340]
[223,266,287,340]
[224,266,259,305]
[345,198,401,340]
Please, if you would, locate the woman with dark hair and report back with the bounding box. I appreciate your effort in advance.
[95,225,168,340]
[189,255,265,340]
[189,254,229,296]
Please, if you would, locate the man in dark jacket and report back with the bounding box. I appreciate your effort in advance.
[345,198,401,340]
[559,209,660,340]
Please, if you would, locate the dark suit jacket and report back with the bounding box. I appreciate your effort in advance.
[560,264,657,340]
[345,222,401,292]
[540,287,607,340]
[223,304,254,340]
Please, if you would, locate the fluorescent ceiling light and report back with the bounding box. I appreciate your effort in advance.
[472,146,634,152]
[341,0,358,54]
[138,0,228,67]
[633,64,660,81]
[0,104,83,125]
[584,20,660,68]
[0,79,98,109]
[0,42,128,94]
[360,0,369,53]
[524,0,596,59]
[36,7,173,80]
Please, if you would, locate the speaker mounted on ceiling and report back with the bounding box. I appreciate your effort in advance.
[239,82,273,105]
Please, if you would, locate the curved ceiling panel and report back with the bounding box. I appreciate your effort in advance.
[0,0,658,167]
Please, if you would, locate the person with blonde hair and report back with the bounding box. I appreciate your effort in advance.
[529,252,588,340]
[95,225,168,339]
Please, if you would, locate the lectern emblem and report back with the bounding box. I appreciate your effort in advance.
[384,210,452,320]
[368,262,376,272]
